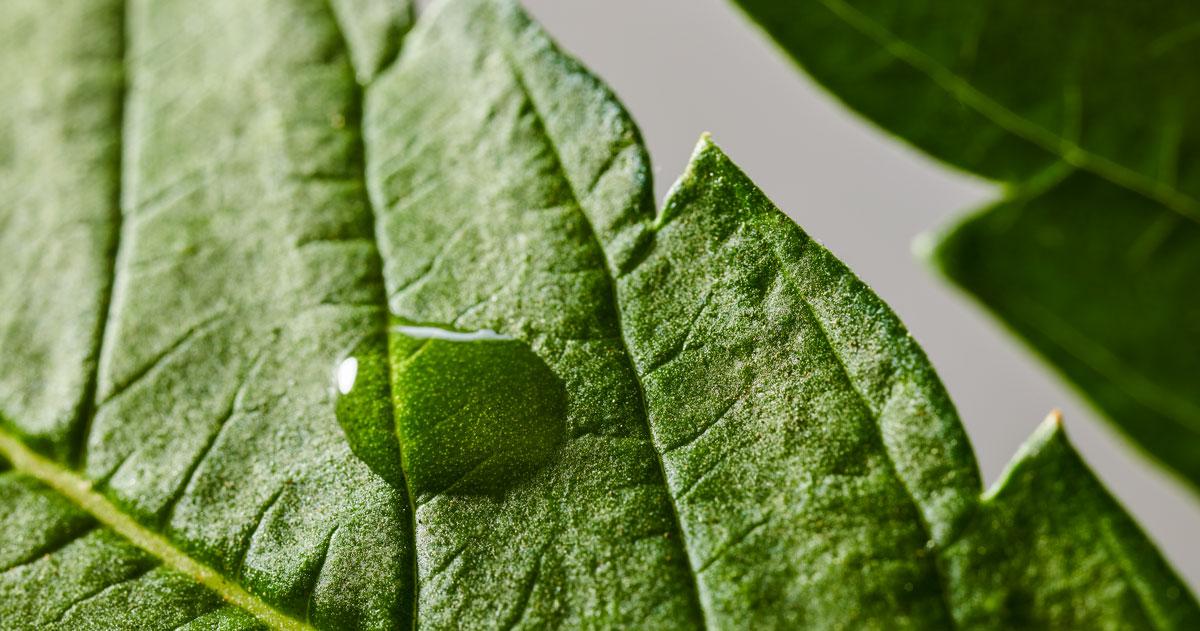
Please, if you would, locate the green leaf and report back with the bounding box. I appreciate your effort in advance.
[729,0,1200,488]
[1,0,414,627]
[0,0,1195,629]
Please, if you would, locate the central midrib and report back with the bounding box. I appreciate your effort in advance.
[327,2,421,630]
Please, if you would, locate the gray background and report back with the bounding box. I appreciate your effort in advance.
[420,0,1200,588]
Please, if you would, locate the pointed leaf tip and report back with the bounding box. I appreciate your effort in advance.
[1030,408,1068,448]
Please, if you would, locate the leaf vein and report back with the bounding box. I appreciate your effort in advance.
[815,0,1200,225]
[51,562,157,625]
[0,523,98,577]
[501,47,711,628]
[0,430,314,630]
[97,311,226,408]
[769,238,959,627]
[323,3,421,628]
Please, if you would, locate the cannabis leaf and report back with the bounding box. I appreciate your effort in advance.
[0,0,1195,629]
[730,0,1200,490]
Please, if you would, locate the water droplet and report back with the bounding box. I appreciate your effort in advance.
[335,333,404,489]
[391,322,566,499]
[335,322,566,500]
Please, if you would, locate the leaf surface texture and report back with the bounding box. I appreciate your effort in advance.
[0,0,1195,628]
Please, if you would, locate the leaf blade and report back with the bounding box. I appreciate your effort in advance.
[732,0,1200,489]
[624,137,973,626]
[0,0,1196,628]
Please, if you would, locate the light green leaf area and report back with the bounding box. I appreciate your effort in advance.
[731,0,1200,488]
[0,0,1195,629]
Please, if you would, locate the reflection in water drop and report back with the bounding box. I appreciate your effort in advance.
[335,322,566,501]
[393,324,509,342]
[337,356,358,395]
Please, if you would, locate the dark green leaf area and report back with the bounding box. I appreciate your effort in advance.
[362,2,702,625]
[389,327,566,501]
[636,138,974,627]
[933,170,1200,486]
[733,0,1200,200]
